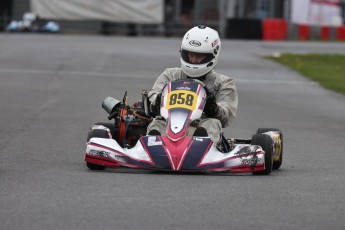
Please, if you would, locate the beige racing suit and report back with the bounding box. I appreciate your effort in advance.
[147,67,238,144]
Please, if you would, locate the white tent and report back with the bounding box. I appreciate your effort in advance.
[31,0,163,23]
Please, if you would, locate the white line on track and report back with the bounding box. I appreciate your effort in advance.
[236,78,317,85]
[0,68,317,85]
[0,68,149,79]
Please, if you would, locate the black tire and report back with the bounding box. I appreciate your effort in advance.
[86,125,111,170]
[94,122,117,140]
[256,128,283,170]
[87,128,110,142]
[256,128,280,134]
[252,134,273,175]
[86,162,106,171]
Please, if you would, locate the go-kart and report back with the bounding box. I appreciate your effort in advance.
[85,80,283,174]
[6,12,60,33]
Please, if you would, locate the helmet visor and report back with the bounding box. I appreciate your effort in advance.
[181,50,214,65]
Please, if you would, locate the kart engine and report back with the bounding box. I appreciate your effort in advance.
[118,101,151,147]
[102,92,152,148]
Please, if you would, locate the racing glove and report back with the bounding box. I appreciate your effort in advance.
[203,89,219,118]
[150,93,162,115]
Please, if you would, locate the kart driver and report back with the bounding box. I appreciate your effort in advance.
[147,25,238,145]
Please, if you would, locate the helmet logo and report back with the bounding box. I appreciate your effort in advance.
[189,40,201,47]
[212,39,219,48]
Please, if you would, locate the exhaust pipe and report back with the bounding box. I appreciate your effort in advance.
[102,97,122,119]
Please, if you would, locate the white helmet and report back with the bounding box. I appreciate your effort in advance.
[180,25,221,78]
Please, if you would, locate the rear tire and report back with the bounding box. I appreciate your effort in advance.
[86,125,111,171]
[252,134,273,175]
[256,128,283,170]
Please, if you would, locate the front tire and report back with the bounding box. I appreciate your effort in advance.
[86,162,106,171]
[252,134,273,175]
[86,126,111,171]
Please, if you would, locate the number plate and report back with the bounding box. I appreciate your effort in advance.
[165,90,198,110]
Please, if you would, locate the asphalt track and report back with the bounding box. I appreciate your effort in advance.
[0,34,345,230]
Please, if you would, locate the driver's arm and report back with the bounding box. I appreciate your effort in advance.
[148,68,177,104]
[215,78,238,128]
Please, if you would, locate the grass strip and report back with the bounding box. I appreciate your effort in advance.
[267,53,345,95]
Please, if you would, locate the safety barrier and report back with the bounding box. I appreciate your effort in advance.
[261,18,345,41]
[298,24,311,40]
[336,26,345,41]
[321,26,330,40]
[296,24,345,41]
[262,19,288,40]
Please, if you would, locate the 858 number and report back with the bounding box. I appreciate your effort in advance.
[169,93,194,106]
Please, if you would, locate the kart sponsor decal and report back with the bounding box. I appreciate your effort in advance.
[89,149,110,158]
[235,145,261,155]
[241,156,263,166]
[165,90,198,111]
[147,136,162,146]
[189,40,201,47]
[113,154,129,161]
[89,142,153,166]
[176,86,192,91]
[170,80,199,92]
[194,137,204,142]
[233,145,263,169]
[86,149,129,165]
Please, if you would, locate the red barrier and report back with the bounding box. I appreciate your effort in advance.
[263,19,288,41]
[321,26,330,41]
[298,25,310,40]
[263,19,275,40]
[336,26,345,41]
[279,20,288,40]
